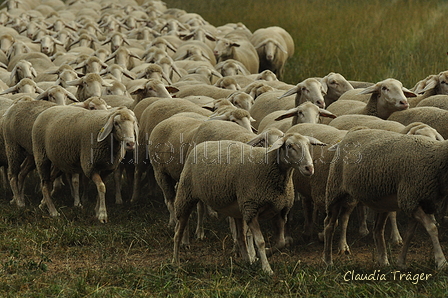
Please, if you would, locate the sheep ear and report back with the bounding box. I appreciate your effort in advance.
[212,69,223,78]
[66,78,83,86]
[251,125,258,133]
[133,120,139,144]
[267,137,285,152]
[0,85,17,94]
[402,87,417,98]
[275,108,298,121]
[166,86,179,94]
[66,90,79,102]
[318,109,337,119]
[97,113,115,142]
[358,84,380,95]
[128,82,146,94]
[275,42,288,54]
[208,113,228,121]
[306,136,327,146]
[278,86,299,99]
[34,89,49,100]
[202,102,215,111]
[246,134,267,147]
[418,76,438,94]
[30,66,37,77]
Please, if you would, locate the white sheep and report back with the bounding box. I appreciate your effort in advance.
[213,35,259,74]
[250,26,294,79]
[66,73,113,101]
[326,78,415,121]
[32,106,138,222]
[173,133,325,275]
[323,128,448,269]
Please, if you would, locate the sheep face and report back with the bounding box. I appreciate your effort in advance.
[438,71,448,94]
[321,72,354,103]
[359,78,413,111]
[270,133,325,176]
[280,78,327,109]
[97,109,138,152]
[213,38,239,59]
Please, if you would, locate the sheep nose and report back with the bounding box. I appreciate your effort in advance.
[303,165,314,176]
[316,100,325,109]
[399,100,409,108]
[125,141,135,151]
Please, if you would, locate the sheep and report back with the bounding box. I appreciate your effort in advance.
[3,95,68,209]
[127,78,178,103]
[257,102,337,133]
[133,64,170,83]
[214,59,251,77]
[0,78,44,96]
[415,94,448,110]
[105,46,142,70]
[408,71,448,107]
[249,78,327,129]
[8,52,55,75]
[173,133,326,275]
[250,26,294,79]
[173,83,235,99]
[131,98,213,203]
[244,81,275,99]
[319,72,354,106]
[66,73,113,102]
[32,106,138,222]
[388,107,448,139]
[329,114,407,132]
[213,36,259,74]
[8,59,37,86]
[325,78,415,121]
[323,128,448,270]
[32,34,65,56]
[74,56,109,74]
[171,40,216,65]
[150,106,257,226]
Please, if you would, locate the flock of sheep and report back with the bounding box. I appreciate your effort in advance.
[1,0,448,276]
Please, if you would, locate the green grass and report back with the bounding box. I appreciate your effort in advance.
[163,0,448,87]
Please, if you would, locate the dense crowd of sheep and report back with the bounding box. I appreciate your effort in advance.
[1,0,448,275]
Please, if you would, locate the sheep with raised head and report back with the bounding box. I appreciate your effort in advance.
[250,26,294,80]
[323,128,448,270]
[249,78,327,129]
[325,78,415,122]
[173,132,325,275]
[32,106,138,222]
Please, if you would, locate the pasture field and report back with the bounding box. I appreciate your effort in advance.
[2,0,448,297]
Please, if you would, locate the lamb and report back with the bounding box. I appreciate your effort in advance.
[173,133,325,275]
[213,36,259,74]
[32,106,138,222]
[325,78,414,121]
[323,128,448,269]
[249,78,327,129]
[257,102,337,133]
[250,26,294,79]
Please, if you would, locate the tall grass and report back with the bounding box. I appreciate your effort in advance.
[164,0,448,86]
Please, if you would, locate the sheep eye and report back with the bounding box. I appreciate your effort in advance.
[301,87,307,92]
[441,81,447,85]
[382,86,388,91]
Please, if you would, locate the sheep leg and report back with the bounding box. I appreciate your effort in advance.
[91,172,107,223]
[173,213,190,264]
[130,165,143,203]
[246,216,273,275]
[388,211,403,246]
[153,171,177,227]
[372,211,390,266]
[301,194,314,240]
[195,201,205,240]
[80,174,89,205]
[357,205,370,237]
[266,212,287,257]
[338,203,357,255]
[71,173,81,207]
[233,217,252,263]
[113,165,123,205]
[18,155,35,206]
[413,207,447,270]
[397,218,418,269]
[38,161,60,217]
[323,203,340,266]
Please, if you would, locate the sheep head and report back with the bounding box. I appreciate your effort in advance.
[279,78,327,109]
[358,78,414,111]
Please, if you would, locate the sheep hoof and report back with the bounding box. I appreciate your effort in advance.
[391,238,403,246]
[338,248,351,255]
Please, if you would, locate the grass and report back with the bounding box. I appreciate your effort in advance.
[2,0,448,296]
[163,0,448,87]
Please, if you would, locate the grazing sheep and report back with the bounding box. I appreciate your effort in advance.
[323,128,448,269]
[173,133,325,275]
[214,59,251,77]
[326,78,415,121]
[32,107,138,222]
[250,26,294,79]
